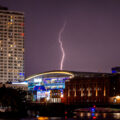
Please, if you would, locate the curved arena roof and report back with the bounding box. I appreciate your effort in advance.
[25,71,74,81]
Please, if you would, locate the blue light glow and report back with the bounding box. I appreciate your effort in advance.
[90,107,96,113]
[34,85,46,91]
[91,113,95,117]
[112,70,117,73]
[19,73,24,76]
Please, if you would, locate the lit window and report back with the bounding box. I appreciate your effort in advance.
[113,98,116,103]
[8,53,11,57]
[21,33,24,36]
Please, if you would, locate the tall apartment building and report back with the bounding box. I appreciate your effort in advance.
[0,6,24,83]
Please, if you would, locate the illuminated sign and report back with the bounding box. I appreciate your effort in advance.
[37,91,46,98]
[12,81,28,85]
[37,91,50,100]
[34,85,46,91]
[34,78,42,82]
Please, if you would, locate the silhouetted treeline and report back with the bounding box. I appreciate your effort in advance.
[0,86,27,116]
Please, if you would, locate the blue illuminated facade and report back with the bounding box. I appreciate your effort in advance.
[112,67,120,74]
[28,77,68,91]
[26,71,74,102]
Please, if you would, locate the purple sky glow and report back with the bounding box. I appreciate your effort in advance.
[1,0,120,77]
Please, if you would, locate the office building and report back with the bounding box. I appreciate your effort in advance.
[0,6,24,83]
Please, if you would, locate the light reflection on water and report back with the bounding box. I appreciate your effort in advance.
[35,113,120,120]
[1,113,120,120]
[103,113,106,118]
[37,117,63,120]
[72,112,120,120]
[113,113,120,119]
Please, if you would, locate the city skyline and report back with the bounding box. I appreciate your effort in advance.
[1,0,120,77]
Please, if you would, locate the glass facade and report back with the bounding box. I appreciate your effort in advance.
[26,71,74,103]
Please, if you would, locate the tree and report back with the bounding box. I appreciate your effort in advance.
[0,86,27,112]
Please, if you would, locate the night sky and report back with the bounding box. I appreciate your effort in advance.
[1,0,120,77]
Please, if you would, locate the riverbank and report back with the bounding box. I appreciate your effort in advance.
[1,103,120,118]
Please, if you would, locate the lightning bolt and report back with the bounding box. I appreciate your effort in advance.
[58,22,66,70]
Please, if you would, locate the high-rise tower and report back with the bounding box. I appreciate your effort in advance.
[0,6,24,83]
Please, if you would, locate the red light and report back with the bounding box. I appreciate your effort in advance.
[65,111,67,114]
[21,33,24,37]
[93,116,96,119]
[21,23,24,26]
[65,116,67,119]
[93,105,96,108]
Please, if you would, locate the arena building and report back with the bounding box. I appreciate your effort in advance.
[26,71,74,103]
[25,70,120,105]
